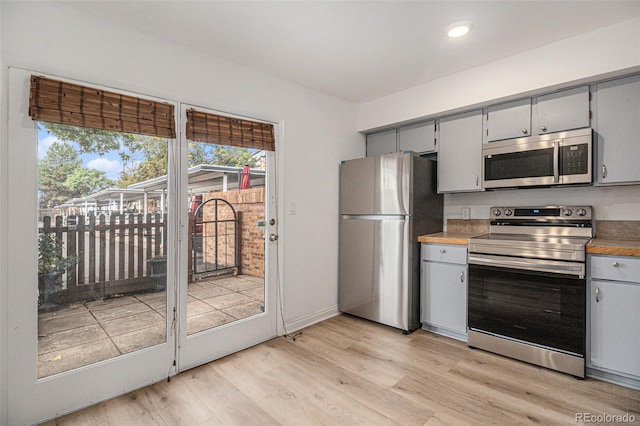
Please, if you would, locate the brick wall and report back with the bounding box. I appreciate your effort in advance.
[201,187,265,278]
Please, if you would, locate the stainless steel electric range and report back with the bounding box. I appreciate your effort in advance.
[467,206,593,378]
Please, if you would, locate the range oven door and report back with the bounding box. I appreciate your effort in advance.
[468,259,585,356]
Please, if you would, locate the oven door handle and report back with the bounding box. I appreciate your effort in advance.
[468,254,585,276]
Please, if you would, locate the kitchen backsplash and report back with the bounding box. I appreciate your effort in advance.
[595,221,640,240]
[445,219,489,234]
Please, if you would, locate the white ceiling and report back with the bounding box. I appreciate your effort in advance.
[65,1,640,103]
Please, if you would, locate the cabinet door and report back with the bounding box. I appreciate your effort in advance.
[366,129,397,156]
[437,110,483,193]
[486,99,532,142]
[421,261,467,335]
[534,86,590,135]
[590,279,640,377]
[594,74,640,185]
[398,121,436,153]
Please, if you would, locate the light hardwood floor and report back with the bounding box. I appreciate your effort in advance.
[44,314,640,425]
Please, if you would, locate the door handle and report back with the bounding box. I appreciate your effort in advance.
[269,234,279,242]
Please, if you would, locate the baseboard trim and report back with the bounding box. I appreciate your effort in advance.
[283,305,340,334]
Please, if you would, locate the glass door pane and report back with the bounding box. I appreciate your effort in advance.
[36,124,170,377]
[185,141,266,335]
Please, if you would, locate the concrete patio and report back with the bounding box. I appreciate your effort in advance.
[37,275,264,378]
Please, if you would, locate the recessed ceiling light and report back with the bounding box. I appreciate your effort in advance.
[447,23,472,38]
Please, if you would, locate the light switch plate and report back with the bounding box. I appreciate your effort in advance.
[462,208,471,220]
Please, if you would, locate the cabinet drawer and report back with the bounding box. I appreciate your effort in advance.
[422,244,467,264]
[590,255,640,283]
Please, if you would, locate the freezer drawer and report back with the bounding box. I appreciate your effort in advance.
[338,216,412,331]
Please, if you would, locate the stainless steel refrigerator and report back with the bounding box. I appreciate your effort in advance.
[339,152,443,332]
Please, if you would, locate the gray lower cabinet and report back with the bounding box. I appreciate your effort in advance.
[398,121,436,154]
[420,243,468,341]
[366,129,397,156]
[533,85,590,135]
[588,255,640,388]
[593,74,640,185]
[437,110,483,193]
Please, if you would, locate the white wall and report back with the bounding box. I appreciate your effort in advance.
[0,1,363,343]
[0,1,6,423]
[358,17,640,132]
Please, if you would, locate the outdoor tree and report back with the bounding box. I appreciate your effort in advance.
[65,168,114,197]
[38,141,113,208]
[211,145,258,168]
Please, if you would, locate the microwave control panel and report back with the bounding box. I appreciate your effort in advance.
[560,143,589,175]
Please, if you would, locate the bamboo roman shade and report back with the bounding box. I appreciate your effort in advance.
[29,75,176,139]
[186,109,276,151]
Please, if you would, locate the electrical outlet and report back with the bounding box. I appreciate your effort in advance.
[462,208,471,220]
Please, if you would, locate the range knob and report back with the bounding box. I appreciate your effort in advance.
[576,208,587,217]
[504,209,513,216]
[493,209,502,217]
[562,209,573,216]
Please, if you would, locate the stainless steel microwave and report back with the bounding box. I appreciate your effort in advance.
[483,128,592,189]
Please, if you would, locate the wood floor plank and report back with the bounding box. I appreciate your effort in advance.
[262,337,435,425]
[48,314,640,425]
[182,363,280,425]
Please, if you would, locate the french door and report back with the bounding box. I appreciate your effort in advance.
[6,69,278,424]
[176,104,278,371]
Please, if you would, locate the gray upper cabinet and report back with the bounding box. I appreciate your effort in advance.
[533,85,590,135]
[398,121,436,153]
[593,74,640,185]
[366,129,397,157]
[437,110,483,193]
[485,99,532,142]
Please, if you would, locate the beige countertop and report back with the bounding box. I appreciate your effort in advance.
[417,232,482,246]
[586,238,640,257]
[417,234,640,257]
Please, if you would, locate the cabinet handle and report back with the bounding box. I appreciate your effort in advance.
[602,164,607,179]
[522,128,528,134]
[439,249,446,254]
[475,175,479,186]
[595,287,600,303]
[612,262,619,268]
[540,126,547,132]
[460,270,465,283]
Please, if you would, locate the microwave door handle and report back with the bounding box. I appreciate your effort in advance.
[553,141,560,183]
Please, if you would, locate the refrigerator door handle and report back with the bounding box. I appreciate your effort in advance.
[341,214,409,220]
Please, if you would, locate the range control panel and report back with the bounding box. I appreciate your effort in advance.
[489,206,592,221]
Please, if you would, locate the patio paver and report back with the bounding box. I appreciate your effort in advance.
[37,274,265,378]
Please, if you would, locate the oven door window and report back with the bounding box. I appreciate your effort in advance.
[468,265,585,356]
[484,148,554,181]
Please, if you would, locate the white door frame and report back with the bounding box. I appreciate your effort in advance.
[6,68,178,425]
[176,103,279,372]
